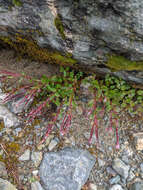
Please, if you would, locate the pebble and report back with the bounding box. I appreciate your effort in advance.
[31,151,43,167]
[0,178,17,190]
[140,163,143,172]
[32,170,39,176]
[98,158,106,167]
[0,161,7,177]
[89,183,97,190]
[19,149,30,161]
[31,181,44,190]
[48,137,59,151]
[112,158,130,179]
[45,134,54,146]
[133,132,143,150]
[109,184,124,190]
[109,175,120,185]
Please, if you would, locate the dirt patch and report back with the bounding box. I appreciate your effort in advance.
[0,48,60,79]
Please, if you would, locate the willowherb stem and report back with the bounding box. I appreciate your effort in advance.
[115,118,120,149]
[60,95,73,135]
[40,106,61,144]
[27,97,51,122]
[88,98,99,145]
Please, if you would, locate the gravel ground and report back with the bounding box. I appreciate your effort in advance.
[0,49,143,190]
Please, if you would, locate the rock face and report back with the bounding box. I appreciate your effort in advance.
[39,147,96,190]
[1,0,143,83]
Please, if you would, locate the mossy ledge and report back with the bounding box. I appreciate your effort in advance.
[0,35,77,66]
[106,55,143,71]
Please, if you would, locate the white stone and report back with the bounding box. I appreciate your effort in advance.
[32,170,39,176]
[89,183,97,190]
[19,149,30,161]
[31,181,44,190]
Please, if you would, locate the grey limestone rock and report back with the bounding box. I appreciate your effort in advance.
[0,1,143,83]
[112,158,130,179]
[39,147,96,190]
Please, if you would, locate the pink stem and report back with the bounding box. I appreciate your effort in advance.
[115,118,120,149]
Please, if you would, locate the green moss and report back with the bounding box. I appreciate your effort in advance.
[106,55,143,71]
[6,142,20,152]
[0,35,77,66]
[54,15,66,40]
[12,0,23,7]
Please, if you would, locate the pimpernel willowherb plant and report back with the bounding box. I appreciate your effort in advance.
[1,68,143,148]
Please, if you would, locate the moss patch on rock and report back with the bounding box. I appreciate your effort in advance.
[106,55,143,71]
[0,34,77,66]
[54,15,66,40]
[12,0,23,7]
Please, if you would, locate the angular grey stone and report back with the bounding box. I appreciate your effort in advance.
[130,182,143,190]
[0,104,20,127]
[39,147,96,190]
[109,175,120,185]
[19,149,30,161]
[48,137,59,151]
[0,178,17,190]
[109,184,124,190]
[112,158,130,179]
[140,163,143,172]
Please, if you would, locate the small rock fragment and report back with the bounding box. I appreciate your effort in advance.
[0,178,17,190]
[133,132,143,150]
[19,149,30,161]
[31,181,44,190]
[98,158,105,167]
[89,183,97,190]
[32,170,39,176]
[109,175,120,185]
[0,105,20,127]
[112,158,130,179]
[48,138,59,151]
[31,152,43,167]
